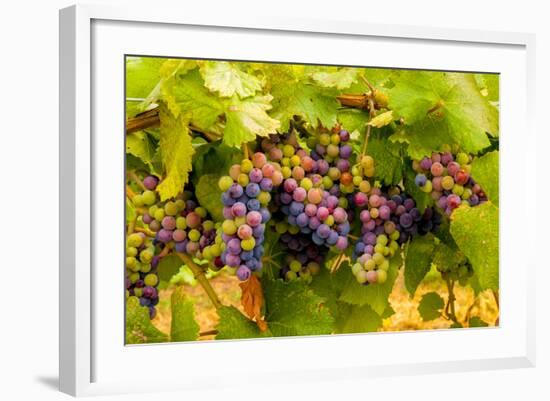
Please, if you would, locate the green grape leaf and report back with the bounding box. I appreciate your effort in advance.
[216,306,270,339]
[195,174,224,221]
[475,74,500,103]
[125,296,168,344]
[223,95,280,147]
[270,81,339,132]
[156,106,195,200]
[468,273,483,296]
[200,61,262,98]
[432,241,466,272]
[192,142,242,180]
[311,67,359,90]
[156,254,183,282]
[337,109,370,135]
[388,72,497,158]
[365,134,403,185]
[333,303,383,334]
[310,263,352,319]
[417,292,444,321]
[262,277,334,337]
[170,287,199,342]
[381,304,395,319]
[404,234,436,296]
[468,316,489,328]
[450,202,499,291]
[126,131,157,172]
[173,69,225,131]
[261,230,284,280]
[471,150,499,206]
[339,252,402,315]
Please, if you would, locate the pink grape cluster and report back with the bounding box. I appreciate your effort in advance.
[351,188,441,285]
[413,151,488,215]
[218,153,284,281]
[261,132,351,250]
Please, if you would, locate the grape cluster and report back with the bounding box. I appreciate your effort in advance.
[276,229,326,283]
[437,259,474,286]
[218,153,284,281]
[125,232,160,319]
[262,131,351,250]
[351,188,441,284]
[134,177,217,257]
[412,150,488,215]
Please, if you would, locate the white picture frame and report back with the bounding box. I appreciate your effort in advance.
[59,4,536,397]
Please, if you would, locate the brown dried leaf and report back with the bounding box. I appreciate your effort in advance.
[239,275,268,332]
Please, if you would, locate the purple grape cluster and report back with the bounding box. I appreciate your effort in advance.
[351,188,441,285]
[412,150,488,215]
[218,153,284,281]
[277,230,326,282]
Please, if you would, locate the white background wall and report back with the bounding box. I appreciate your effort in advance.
[0,1,547,400]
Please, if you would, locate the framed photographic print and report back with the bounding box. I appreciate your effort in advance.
[59,4,536,397]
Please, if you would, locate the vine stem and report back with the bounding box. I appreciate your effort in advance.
[127,171,146,191]
[134,226,156,238]
[444,278,458,323]
[242,142,250,160]
[126,185,137,199]
[359,74,375,94]
[176,252,222,310]
[360,124,372,158]
[199,329,218,337]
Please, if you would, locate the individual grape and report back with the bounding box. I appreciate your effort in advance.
[143,176,159,190]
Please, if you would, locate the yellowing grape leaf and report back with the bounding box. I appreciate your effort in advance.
[239,275,268,332]
[223,95,280,147]
[156,106,195,200]
[216,306,272,339]
[173,69,224,130]
[368,110,394,128]
[158,59,195,118]
[312,67,359,90]
[200,61,262,98]
[450,202,499,291]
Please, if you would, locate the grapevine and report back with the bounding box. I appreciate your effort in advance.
[124,58,500,342]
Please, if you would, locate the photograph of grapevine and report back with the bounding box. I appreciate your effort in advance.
[125,57,499,343]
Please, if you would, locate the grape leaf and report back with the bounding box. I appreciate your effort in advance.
[156,254,183,282]
[223,95,280,147]
[310,263,352,319]
[368,110,394,128]
[156,106,195,200]
[365,134,403,186]
[239,275,268,332]
[417,292,444,321]
[404,234,436,296]
[195,174,224,222]
[432,241,466,272]
[337,109,370,135]
[471,150,499,206]
[125,296,168,344]
[475,73,500,103]
[125,57,163,99]
[262,277,333,337]
[170,287,199,342]
[311,67,359,90]
[200,61,262,98]
[216,306,271,339]
[270,80,339,132]
[158,59,196,118]
[450,202,499,291]
[468,316,489,328]
[339,252,402,315]
[388,72,497,158]
[333,303,382,334]
[192,142,242,181]
[172,68,225,130]
[126,131,158,173]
